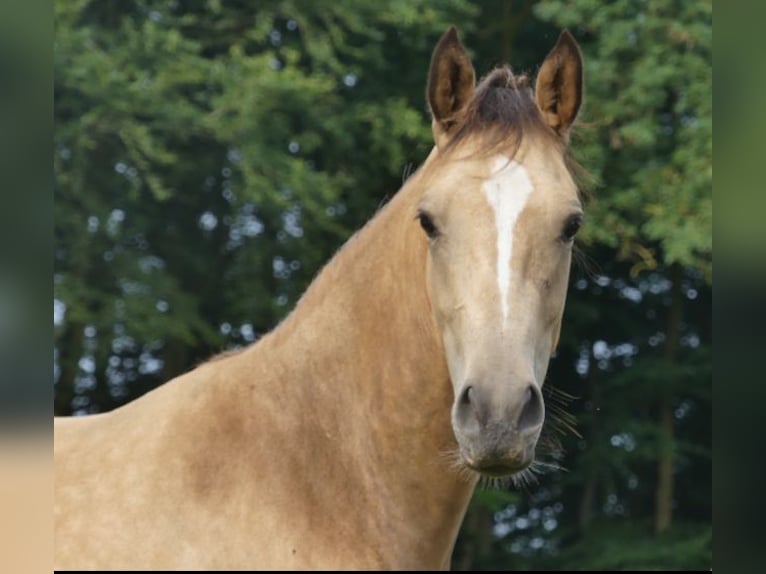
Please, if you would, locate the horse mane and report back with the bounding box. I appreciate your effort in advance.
[446,67,555,153]
[446,66,593,198]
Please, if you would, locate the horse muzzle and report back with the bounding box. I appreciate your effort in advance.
[451,382,545,476]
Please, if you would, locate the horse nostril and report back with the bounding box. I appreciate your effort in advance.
[517,384,544,432]
[460,385,474,406]
[517,384,544,433]
[455,385,484,433]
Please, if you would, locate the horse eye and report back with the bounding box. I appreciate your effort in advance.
[561,214,583,242]
[418,211,439,239]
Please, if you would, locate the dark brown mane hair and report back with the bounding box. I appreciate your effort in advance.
[446,66,558,155]
[445,65,593,199]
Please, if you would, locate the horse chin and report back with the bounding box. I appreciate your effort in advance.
[474,463,526,478]
[460,444,536,478]
[464,458,532,478]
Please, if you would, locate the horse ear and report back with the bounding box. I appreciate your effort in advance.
[535,30,583,140]
[427,27,475,148]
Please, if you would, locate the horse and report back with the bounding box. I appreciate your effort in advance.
[54,26,585,570]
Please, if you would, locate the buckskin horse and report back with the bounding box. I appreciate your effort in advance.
[55,26,586,570]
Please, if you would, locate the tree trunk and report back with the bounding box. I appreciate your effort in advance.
[579,368,599,532]
[655,264,682,533]
[579,472,596,530]
[163,337,190,382]
[54,321,84,416]
[455,503,494,571]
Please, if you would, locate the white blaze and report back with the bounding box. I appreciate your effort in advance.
[482,157,534,324]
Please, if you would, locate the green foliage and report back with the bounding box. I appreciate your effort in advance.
[535,0,712,279]
[543,521,712,571]
[453,1,711,569]
[55,0,475,406]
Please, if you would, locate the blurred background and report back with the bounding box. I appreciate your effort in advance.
[53,0,711,569]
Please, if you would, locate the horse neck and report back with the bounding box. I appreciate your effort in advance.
[244,151,477,566]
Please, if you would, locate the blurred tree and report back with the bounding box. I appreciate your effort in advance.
[54,0,476,413]
[453,0,711,569]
